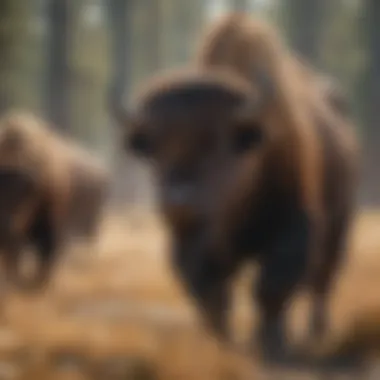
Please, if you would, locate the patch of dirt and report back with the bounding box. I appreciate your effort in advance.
[0,210,378,379]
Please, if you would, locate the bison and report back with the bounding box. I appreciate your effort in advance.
[195,13,352,119]
[112,14,359,365]
[0,110,109,291]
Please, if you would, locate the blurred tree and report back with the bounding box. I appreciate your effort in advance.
[132,0,162,84]
[160,0,205,68]
[173,0,205,64]
[284,0,329,68]
[230,0,251,11]
[361,0,380,204]
[70,0,109,151]
[106,0,140,206]
[322,0,365,103]
[0,0,29,113]
[106,0,133,110]
[147,0,162,72]
[45,0,71,130]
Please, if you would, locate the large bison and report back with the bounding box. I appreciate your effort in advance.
[0,110,109,290]
[112,14,359,364]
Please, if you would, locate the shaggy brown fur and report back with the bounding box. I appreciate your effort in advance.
[0,110,109,290]
[113,13,359,366]
[195,14,326,235]
[194,11,359,348]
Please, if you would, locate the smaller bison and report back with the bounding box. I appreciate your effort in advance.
[0,110,109,290]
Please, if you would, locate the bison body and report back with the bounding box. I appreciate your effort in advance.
[0,111,109,290]
[113,14,359,365]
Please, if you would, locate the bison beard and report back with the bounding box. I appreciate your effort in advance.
[112,15,358,368]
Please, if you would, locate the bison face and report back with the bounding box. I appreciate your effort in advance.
[115,70,271,234]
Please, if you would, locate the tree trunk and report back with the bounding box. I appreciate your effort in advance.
[106,0,138,208]
[230,0,250,12]
[0,0,13,113]
[106,0,133,111]
[146,0,162,73]
[285,0,328,67]
[0,0,27,113]
[45,0,71,131]
[361,0,380,205]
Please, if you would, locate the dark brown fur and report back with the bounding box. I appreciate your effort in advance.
[0,110,109,290]
[194,13,359,353]
[113,14,358,365]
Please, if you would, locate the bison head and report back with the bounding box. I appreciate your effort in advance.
[112,68,273,239]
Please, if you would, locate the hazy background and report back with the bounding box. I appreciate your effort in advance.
[0,2,379,379]
[0,0,378,210]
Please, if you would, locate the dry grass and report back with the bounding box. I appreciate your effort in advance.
[0,208,378,379]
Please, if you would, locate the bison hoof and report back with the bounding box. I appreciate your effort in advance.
[256,319,291,366]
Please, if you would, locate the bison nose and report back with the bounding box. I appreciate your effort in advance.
[163,167,197,206]
[162,182,199,225]
[165,183,194,207]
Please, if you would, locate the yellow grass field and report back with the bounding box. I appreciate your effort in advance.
[0,208,379,379]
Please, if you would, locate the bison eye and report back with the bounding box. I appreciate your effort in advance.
[126,131,154,157]
[232,124,264,154]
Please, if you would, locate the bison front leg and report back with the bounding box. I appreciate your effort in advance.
[172,234,235,343]
[309,208,352,344]
[27,205,59,291]
[193,271,230,343]
[255,208,310,366]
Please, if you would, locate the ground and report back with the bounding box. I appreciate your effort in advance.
[0,208,378,379]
